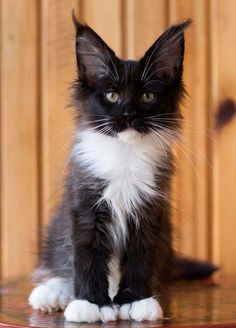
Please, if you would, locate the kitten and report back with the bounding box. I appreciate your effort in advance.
[29,16,191,323]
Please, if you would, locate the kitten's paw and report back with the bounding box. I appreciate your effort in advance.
[29,278,73,312]
[119,303,131,320]
[64,300,100,323]
[119,297,163,321]
[64,300,118,323]
[100,305,118,322]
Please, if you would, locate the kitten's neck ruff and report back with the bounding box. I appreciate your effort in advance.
[73,128,170,179]
[72,128,171,245]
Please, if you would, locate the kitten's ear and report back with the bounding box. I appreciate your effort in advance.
[72,13,119,83]
[140,19,192,84]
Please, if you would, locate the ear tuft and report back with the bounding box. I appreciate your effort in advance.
[140,19,192,85]
[72,10,87,35]
[72,9,79,29]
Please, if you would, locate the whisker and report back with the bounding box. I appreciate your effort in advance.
[99,124,114,136]
[89,122,112,132]
[151,129,201,178]
[82,118,111,125]
[158,127,211,168]
[148,121,211,175]
[82,118,115,125]
[162,129,212,168]
[147,128,169,160]
[146,116,215,138]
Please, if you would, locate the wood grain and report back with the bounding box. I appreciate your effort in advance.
[123,0,168,59]
[0,0,39,278]
[169,0,210,261]
[40,0,78,226]
[210,0,236,274]
[80,0,123,57]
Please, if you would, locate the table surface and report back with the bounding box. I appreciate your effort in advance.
[0,278,236,327]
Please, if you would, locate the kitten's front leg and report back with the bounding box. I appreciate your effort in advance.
[64,204,118,323]
[114,222,164,322]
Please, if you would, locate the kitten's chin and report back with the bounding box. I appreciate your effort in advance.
[117,128,143,143]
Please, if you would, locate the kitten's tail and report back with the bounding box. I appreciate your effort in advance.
[172,256,219,280]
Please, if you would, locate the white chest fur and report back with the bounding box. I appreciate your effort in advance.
[73,129,166,244]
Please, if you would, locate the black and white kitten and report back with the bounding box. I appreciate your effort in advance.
[29,16,191,323]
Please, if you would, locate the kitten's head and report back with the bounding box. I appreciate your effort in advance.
[73,15,191,137]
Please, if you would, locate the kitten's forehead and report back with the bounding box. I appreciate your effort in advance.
[118,60,139,85]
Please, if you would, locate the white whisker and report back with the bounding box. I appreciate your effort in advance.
[82,118,111,125]
[150,128,200,178]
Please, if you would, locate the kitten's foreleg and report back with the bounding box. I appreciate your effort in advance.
[113,222,163,321]
[64,204,117,323]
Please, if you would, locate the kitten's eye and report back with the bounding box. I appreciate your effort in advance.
[141,92,156,103]
[104,92,119,103]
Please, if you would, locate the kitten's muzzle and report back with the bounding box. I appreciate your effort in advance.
[123,111,138,127]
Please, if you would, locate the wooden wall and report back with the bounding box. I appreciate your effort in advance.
[0,0,236,279]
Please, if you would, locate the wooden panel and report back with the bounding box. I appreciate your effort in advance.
[123,0,168,59]
[0,0,39,278]
[169,0,210,260]
[80,0,123,57]
[40,0,78,225]
[210,0,236,274]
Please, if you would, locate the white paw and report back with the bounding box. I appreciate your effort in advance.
[64,300,100,323]
[119,297,163,321]
[28,278,73,312]
[119,303,131,320]
[100,305,118,322]
[64,300,118,323]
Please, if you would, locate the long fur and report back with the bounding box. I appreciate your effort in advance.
[29,17,192,323]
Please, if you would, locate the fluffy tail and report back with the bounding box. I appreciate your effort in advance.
[172,257,219,280]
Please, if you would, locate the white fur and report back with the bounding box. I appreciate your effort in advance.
[100,305,118,322]
[119,297,163,321]
[28,278,73,312]
[119,303,131,320]
[73,128,167,245]
[64,300,100,323]
[64,300,118,323]
[108,256,121,300]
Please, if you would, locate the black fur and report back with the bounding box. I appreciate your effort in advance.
[37,17,192,309]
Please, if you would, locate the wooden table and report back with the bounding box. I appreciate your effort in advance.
[0,278,235,327]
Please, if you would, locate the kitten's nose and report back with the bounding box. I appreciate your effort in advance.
[123,110,137,126]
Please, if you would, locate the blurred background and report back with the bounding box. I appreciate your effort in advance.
[0,0,235,280]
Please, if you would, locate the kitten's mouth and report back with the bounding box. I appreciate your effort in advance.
[115,120,149,137]
[126,120,138,129]
[121,117,147,134]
